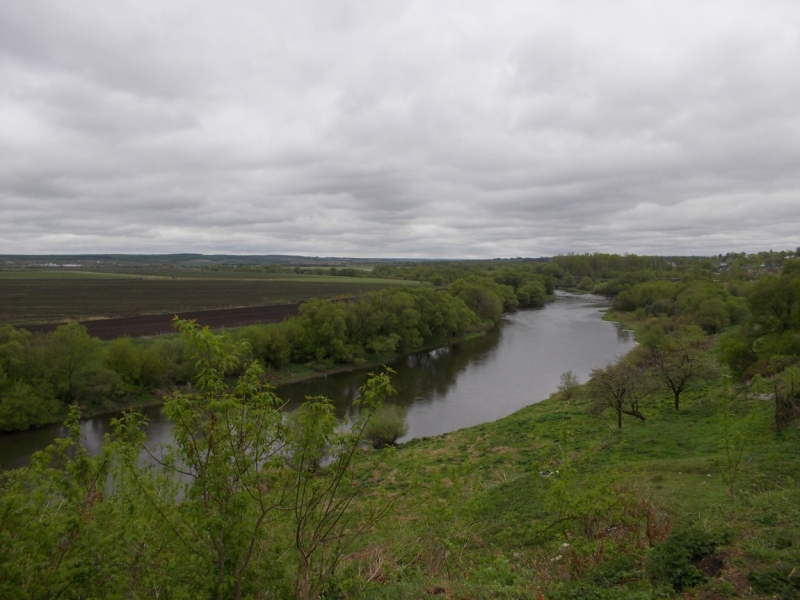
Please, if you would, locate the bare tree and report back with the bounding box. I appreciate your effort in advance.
[590,360,651,429]
[646,334,718,410]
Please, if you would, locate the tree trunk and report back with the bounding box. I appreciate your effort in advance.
[674,390,681,410]
[623,409,647,421]
[617,409,622,429]
[297,555,311,600]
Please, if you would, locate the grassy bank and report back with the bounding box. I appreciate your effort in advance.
[339,329,800,598]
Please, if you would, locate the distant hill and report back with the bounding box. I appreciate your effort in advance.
[0,254,551,267]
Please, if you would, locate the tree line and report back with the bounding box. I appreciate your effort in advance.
[0,276,550,432]
[584,257,800,431]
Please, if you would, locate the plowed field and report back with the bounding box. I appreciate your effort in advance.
[21,303,303,339]
[1,277,415,327]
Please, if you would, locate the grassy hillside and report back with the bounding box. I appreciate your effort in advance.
[344,337,800,598]
[2,310,798,598]
[3,254,799,598]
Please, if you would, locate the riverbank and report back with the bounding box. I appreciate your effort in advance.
[0,329,494,434]
[3,294,627,475]
[343,319,800,598]
[260,330,490,387]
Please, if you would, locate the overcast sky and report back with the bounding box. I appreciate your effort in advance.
[1,0,799,258]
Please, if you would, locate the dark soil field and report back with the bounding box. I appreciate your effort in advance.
[0,276,416,326]
[20,303,303,339]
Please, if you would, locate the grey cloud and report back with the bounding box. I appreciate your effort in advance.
[1,0,799,257]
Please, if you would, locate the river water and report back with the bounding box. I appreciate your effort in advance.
[0,293,634,470]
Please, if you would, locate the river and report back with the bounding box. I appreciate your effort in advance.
[0,293,634,470]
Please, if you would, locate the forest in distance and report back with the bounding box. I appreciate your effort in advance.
[1,249,800,599]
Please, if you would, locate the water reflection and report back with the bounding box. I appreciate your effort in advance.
[0,293,635,470]
[278,326,503,420]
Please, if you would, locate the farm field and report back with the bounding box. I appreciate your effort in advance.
[20,303,305,339]
[0,272,419,326]
[0,268,373,280]
[0,270,142,280]
[83,268,377,279]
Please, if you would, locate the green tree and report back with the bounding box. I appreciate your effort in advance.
[0,408,140,597]
[695,298,730,333]
[0,381,61,431]
[41,322,102,404]
[104,336,143,386]
[517,280,547,308]
[135,320,291,599]
[287,372,395,599]
[0,325,32,387]
[449,279,505,324]
[112,319,396,599]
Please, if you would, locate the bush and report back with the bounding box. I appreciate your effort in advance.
[696,298,730,333]
[558,370,580,398]
[0,381,62,431]
[73,365,126,407]
[613,291,637,312]
[149,337,194,383]
[549,580,669,599]
[104,336,143,386]
[718,332,757,379]
[748,563,800,598]
[647,527,731,592]
[364,405,408,448]
[518,280,547,308]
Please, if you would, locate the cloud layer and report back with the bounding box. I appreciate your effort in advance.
[2,0,799,257]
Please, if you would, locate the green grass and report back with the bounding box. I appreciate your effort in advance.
[340,362,800,598]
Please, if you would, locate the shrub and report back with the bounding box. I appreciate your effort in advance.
[0,381,62,431]
[549,580,669,599]
[647,527,731,592]
[104,336,143,386]
[518,280,547,308]
[364,405,408,448]
[613,291,637,312]
[73,365,126,407]
[558,370,580,398]
[748,563,800,598]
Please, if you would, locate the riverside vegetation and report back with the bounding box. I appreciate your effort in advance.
[0,269,553,432]
[2,252,800,598]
